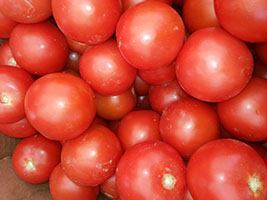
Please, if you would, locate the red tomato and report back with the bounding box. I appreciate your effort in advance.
[80,39,136,95]
[25,73,96,141]
[116,141,186,200]
[214,0,267,43]
[0,117,37,138]
[176,27,253,102]
[137,61,176,85]
[134,75,150,96]
[182,0,220,33]
[100,174,118,200]
[117,110,161,151]
[96,88,137,120]
[116,1,185,70]
[49,164,99,200]
[0,40,19,67]
[90,115,108,128]
[65,36,91,55]
[9,21,69,75]
[0,11,17,38]
[217,77,267,142]
[61,126,122,186]
[52,0,122,44]
[12,134,61,184]
[160,98,220,159]
[247,143,267,165]
[121,0,172,12]
[255,42,267,65]
[0,0,51,23]
[0,66,34,124]
[187,139,267,200]
[183,188,193,200]
[149,80,190,114]
[253,59,267,79]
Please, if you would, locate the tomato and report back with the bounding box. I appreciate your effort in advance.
[253,59,267,79]
[61,126,122,186]
[134,75,150,96]
[116,140,186,200]
[52,0,122,44]
[100,174,118,200]
[136,95,151,110]
[90,115,108,128]
[0,0,51,23]
[160,98,220,159]
[214,0,267,43]
[64,51,81,73]
[0,117,37,138]
[0,11,17,38]
[96,88,136,120]
[9,21,69,76]
[121,0,172,12]
[116,1,185,70]
[117,110,161,151]
[25,73,96,141]
[49,164,99,200]
[217,77,267,142]
[0,66,34,124]
[65,36,91,55]
[80,39,136,96]
[247,143,267,165]
[137,61,176,85]
[183,188,193,200]
[12,134,61,184]
[255,42,267,65]
[187,139,267,200]
[149,80,189,114]
[176,27,253,102]
[182,0,219,33]
[0,40,19,67]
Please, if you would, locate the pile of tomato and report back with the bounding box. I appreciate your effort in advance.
[0,0,267,200]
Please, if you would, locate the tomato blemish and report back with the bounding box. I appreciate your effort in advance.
[26,159,36,171]
[248,175,263,197]
[0,93,11,105]
[162,173,176,190]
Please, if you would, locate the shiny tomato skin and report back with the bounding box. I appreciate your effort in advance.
[187,139,267,200]
[9,21,69,75]
[25,73,96,141]
[100,174,118,200]
[0,66,34,124]
[12,134,61,184]
[116,1,185,70]
[80,39,136,96]
[122,0,172,12]
[49,164,99,200]
[255,42,267,65]
[0,40,19,67]
[217,77,267,142]
[61,126,122,186]
[65,36,91,55]
[0,11,17,38]
[117,110,161,151]
[52,0,122,44]
[176,27,253,102]
[116,140,186,200]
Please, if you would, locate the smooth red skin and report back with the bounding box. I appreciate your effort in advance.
[182,0,220,33]
[100,174,118,200]
[134,75,150,96]
[149,80,189,114]
[214,0,267,43]
[217,77,267,142]
[136,95,151,110]
[176,27,254,102]
[25,73,96,141]
[0,117,37,138]
[117,110,161,151]
[0,11,17,38]
[116,2,185,70]
[52,0,122,44]
[96,88,137,121]
[65,36,91,55]
[255,42,267,65]
[49,164,99,200]
[90,115,108,128]
[138,62,176,85]
[80,39,136,96]
[160,98,220,160]
[12,134,61,184]
[116,141,186,200]
[247,143,267,165]
[253,59,267,79]
[122,0,172,12]
[61,126,122,186]
[0,40,19,67]
[108,120,121,134]
[0,0,51,23]
[0,66,34,124]
[9,21,69,75]
[187,139,267,200]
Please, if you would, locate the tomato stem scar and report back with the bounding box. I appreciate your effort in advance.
[162,174,176,190]
[248,175,262,196]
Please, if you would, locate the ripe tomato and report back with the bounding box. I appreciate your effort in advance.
[25,73,96,141]
[9,21,69,75]
[0,40,19,67]
[255,42,267,65]
[116,141,186,200]
[80,39,136,95]
[0,66,34,124]
[12,134,61,184]
[52,0,122,44]
[247,143,267,165]
[100,174,118,200]
[133,75,150,96]
[187,139,267,200]
[61,126,122,186]
[65,36,91,55]
[116,1,185,70]
[117,110,161,151]
[49,164,99,200]
[0,11,17,38]
[176,27,253,102]
[217,77,267,142]
[121,0,172,12]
